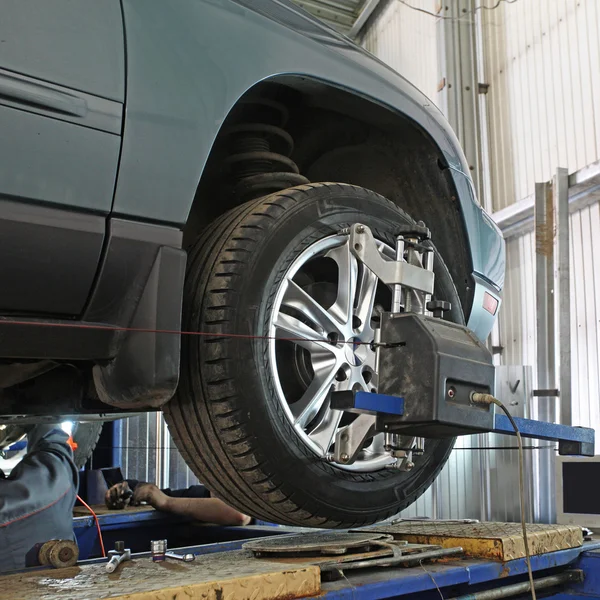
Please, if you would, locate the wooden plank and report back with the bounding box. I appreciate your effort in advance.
[73,504,154,517]
[5,549,320,600]
[366,522,583,561]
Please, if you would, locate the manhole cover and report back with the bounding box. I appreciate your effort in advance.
[243,532,393,556]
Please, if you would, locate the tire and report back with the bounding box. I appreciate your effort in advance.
[165,183,463,527]
[72,422,103,469]
[0,421,102,471]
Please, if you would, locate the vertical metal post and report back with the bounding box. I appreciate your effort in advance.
[161,415,171,490]
[144,413,150,483]
[155,412,163,488]
[478,432,491,521]
[535,181,557,523]
[535,181,556,389]
[555,168,571,426]
[112,420,123,474]
[437,0,483,201]
[431,479,439,520]
[123,416,129,476]
[522,366,535,524]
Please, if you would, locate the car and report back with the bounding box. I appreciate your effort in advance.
[0,0,504,527]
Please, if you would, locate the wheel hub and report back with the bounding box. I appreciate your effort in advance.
[268,234,395,472]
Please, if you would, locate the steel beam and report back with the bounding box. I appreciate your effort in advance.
[493,415,593,455]
[534,180,557,523]
[555,167,571,426]
[493,159,600,238]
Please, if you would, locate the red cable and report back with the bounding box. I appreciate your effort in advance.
[77,495,106,558]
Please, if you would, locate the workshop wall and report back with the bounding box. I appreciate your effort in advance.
[482,0,600,211]
[363,0,600,212]
[119,412,199,491]
[361,0,439,103]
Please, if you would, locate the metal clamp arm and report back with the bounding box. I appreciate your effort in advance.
[348,224,435,295]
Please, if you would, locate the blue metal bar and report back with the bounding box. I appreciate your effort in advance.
[354,391,404,415]
[112,419,123,470]
[321,542,600,600]
[493,414,594,444]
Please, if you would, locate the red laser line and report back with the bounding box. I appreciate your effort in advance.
[0,319,374,345]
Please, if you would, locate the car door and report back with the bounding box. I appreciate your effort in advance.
[0,0,125,316]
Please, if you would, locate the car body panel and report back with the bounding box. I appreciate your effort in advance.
[0,200,105,315]
[0,0,125,315]
[0,0,125,102]
[0,102,121,213]
[0,0,503,342]
[115,0,504,325]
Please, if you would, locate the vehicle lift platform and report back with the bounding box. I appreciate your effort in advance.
[5,377,597,600]
[5,518,600,600]
[4,223,597,599]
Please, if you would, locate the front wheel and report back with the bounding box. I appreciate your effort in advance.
[165,183,462,527]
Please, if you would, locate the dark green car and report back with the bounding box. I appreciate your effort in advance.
[0,0,504,526]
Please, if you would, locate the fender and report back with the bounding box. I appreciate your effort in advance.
[114,0,504,290]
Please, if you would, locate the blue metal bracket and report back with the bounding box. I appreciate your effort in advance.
[330,391,404,416]
[494,414,595,456]
[330,390,594,456]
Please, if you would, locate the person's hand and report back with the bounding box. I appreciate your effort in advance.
[131,482,169,511]
[105,481,133,510]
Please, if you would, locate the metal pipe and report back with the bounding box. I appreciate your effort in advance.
[404,238,418,313]
[384,432,397,451]
[325,546,464,572]
[392,236,405,313]
[155,412,163,488]
[534,180,557,523]
[555,167,571,426]
[447,570,582,600]
[415,437,425,454]
[423,250,434,315]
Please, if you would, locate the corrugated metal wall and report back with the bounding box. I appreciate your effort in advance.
[570,201,600,431]
[362,0,439,102]
[483,0,600,211]
[120,412,199,491]
[499,231,537,368]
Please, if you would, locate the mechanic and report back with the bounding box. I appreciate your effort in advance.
[105,479,252,526]
[0,424,78,572]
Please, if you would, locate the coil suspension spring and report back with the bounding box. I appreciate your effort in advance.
[224,98,309,200]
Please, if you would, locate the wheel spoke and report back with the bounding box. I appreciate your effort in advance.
[355,265,378,335]
[309,409,343,454]
[281,279,344,336]
[274,312,335,354]
[292,357,338,429]
[327,241,358,325]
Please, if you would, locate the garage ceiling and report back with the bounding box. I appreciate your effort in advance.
[292,0,380,37]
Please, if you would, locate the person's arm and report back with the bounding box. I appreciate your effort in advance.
[132,483,251,526]
[0,424,78,525]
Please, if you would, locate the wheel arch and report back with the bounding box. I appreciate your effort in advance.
[184,75,475,315]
